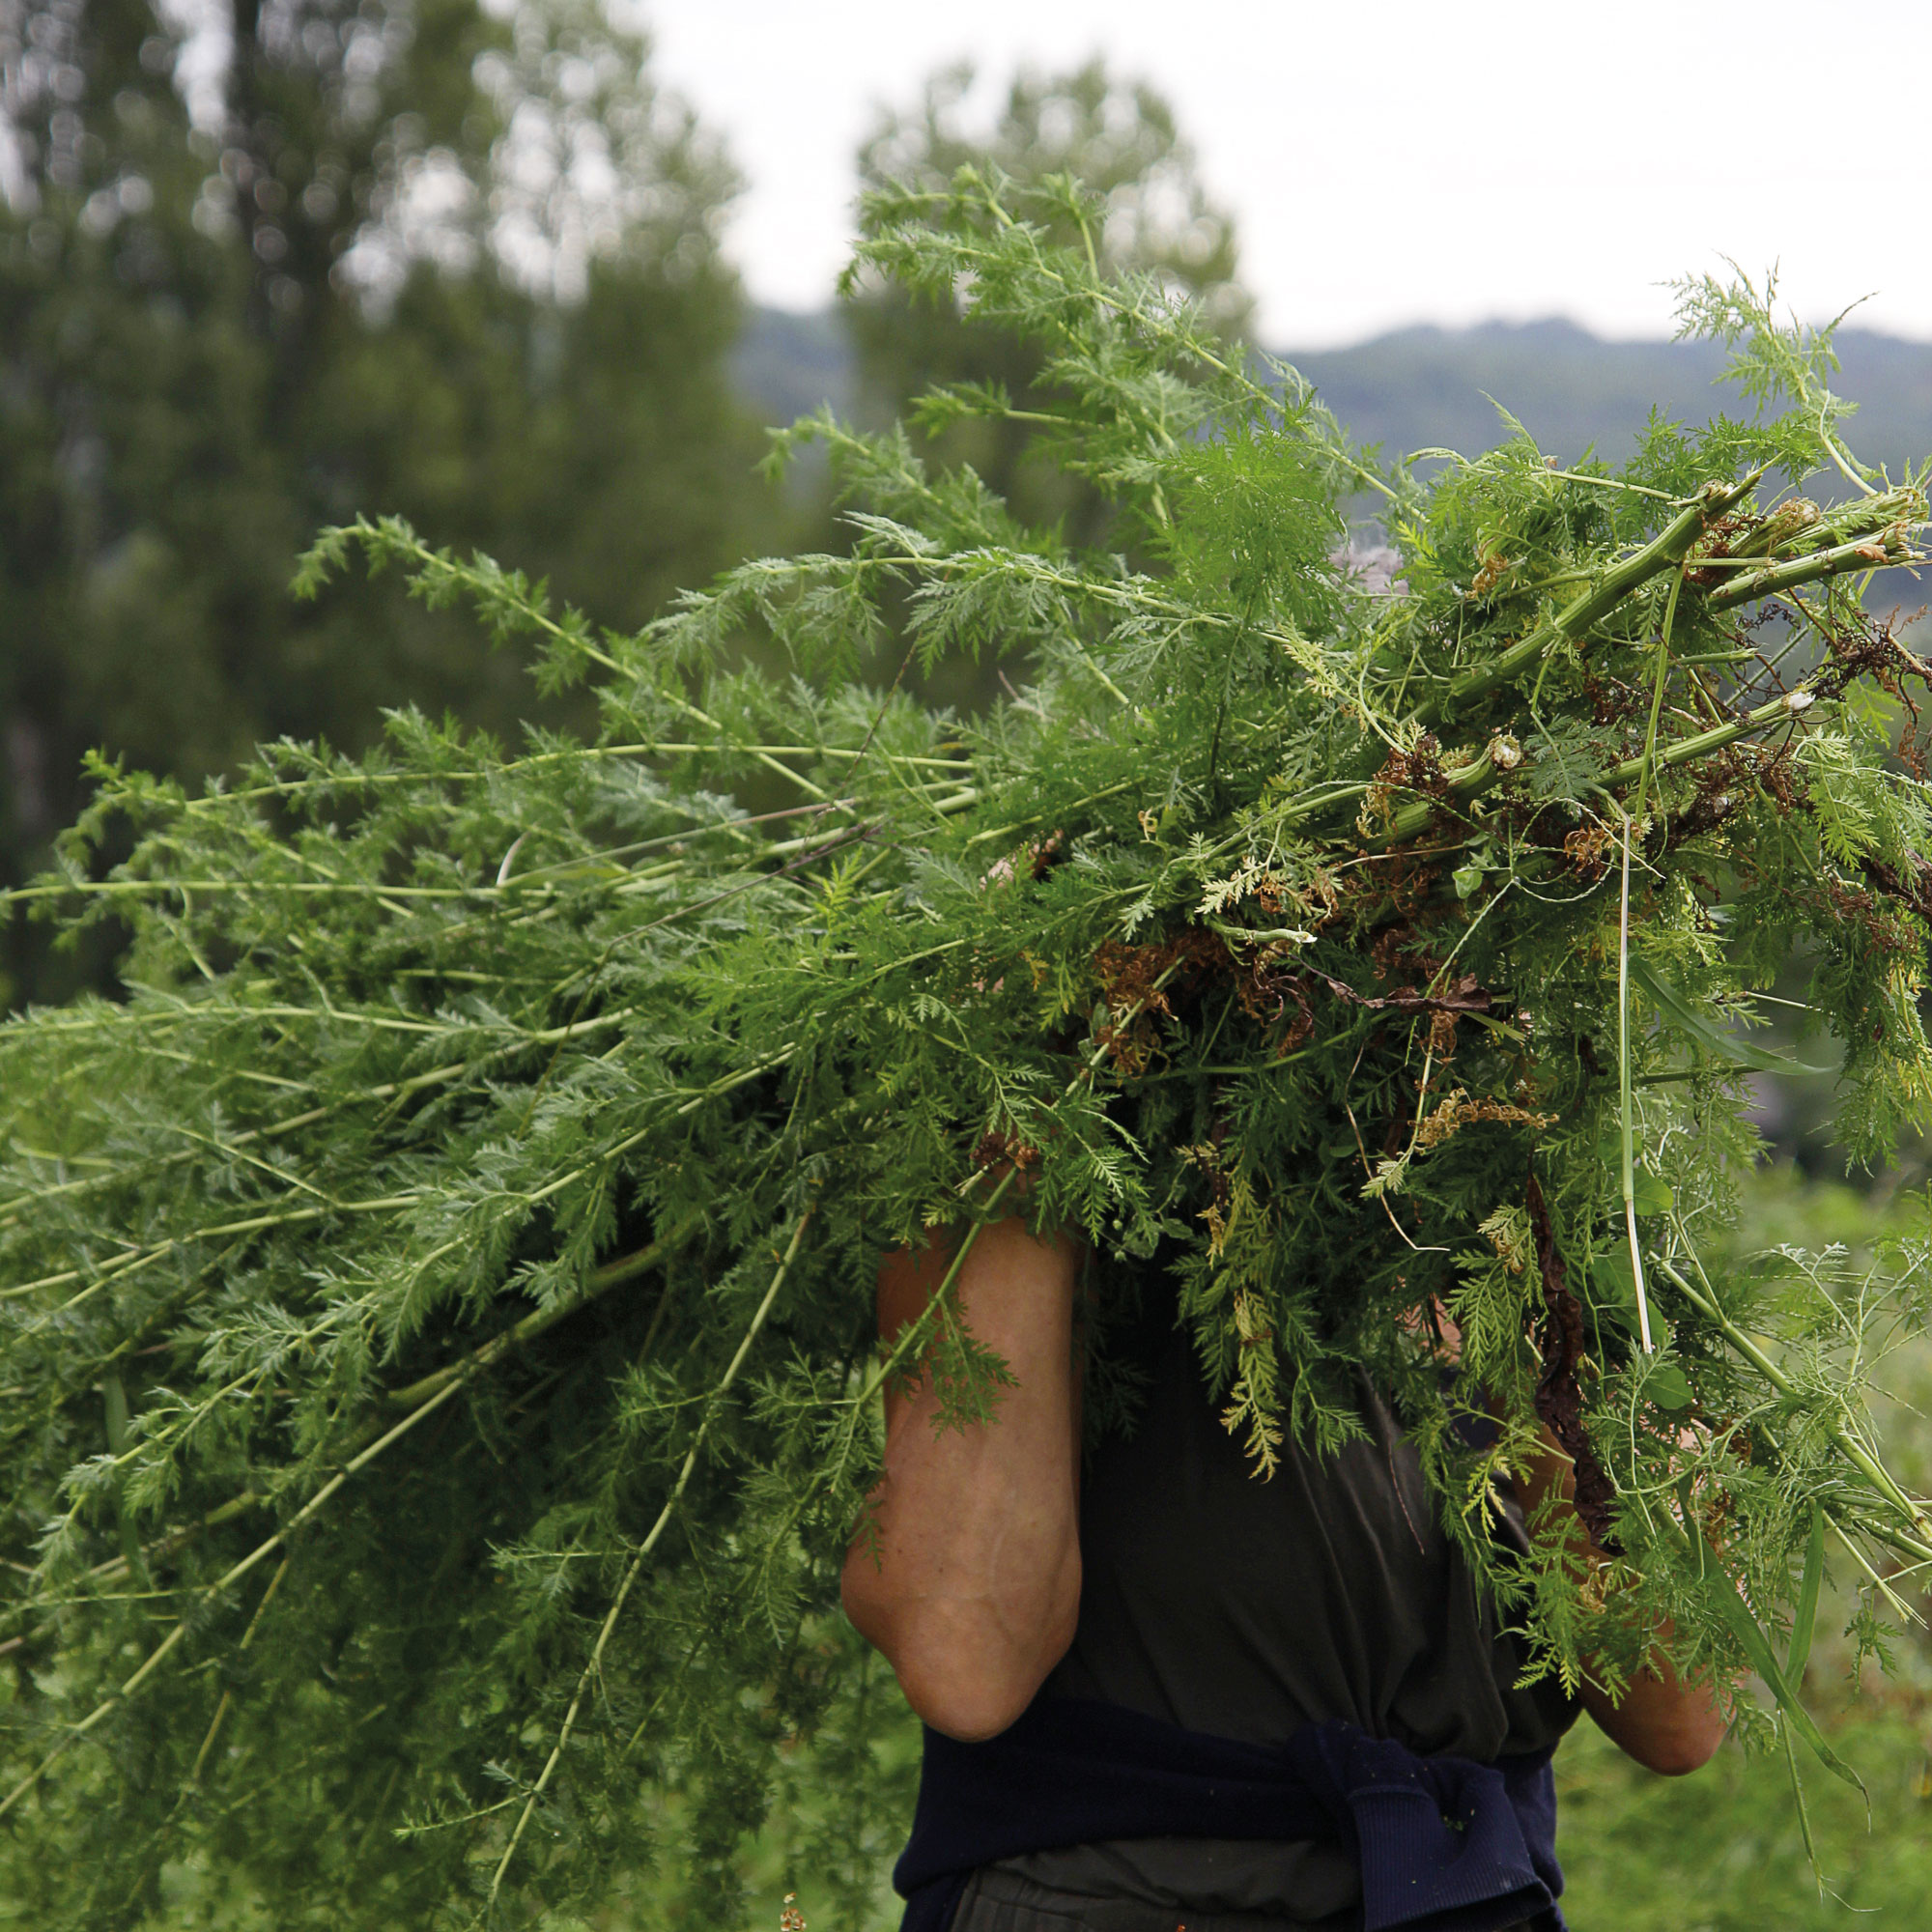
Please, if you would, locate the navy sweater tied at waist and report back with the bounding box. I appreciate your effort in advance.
[893,1696,1566,1932]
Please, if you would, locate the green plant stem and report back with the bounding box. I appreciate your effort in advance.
[4,1193,423,1306]
[166,744,968,818]
[381,1221,696,1409]
[1633,559,1689,829]
[2,878,525,905]
[1657,1258,1932,1545]
[1412,473,1761,726]
[186,1554,289,1787]
[630,741,970,770]
[1615,559,1687,1343]
[1618,813,1656,1355]
[664,696,843,807]
[485,1204,815,1906]
[1367,686,1816,847]
[0,1361,474,1823]
[71,1492,262,1596]
[0,1010,636,1229]
[1540,469,1678,500]
[1706,531,1920,610]
[959,780,1134,848]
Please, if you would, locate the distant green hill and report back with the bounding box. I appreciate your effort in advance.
[1288,318,1932,479]
[735,307,1932,482]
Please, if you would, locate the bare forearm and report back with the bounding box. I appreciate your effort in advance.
[1574,1639,1726,1775]
[841,1216,1084,1740]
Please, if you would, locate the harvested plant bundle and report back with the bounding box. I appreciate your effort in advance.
[5,173,1932,1922]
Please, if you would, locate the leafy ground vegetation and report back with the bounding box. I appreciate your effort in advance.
[5,171,1932,1926]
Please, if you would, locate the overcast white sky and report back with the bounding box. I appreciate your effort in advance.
[645,0,1932,349]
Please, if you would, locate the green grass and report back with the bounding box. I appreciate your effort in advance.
[1558,1705,1932,1931]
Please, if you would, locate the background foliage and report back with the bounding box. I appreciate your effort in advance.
[0,0,776,1005]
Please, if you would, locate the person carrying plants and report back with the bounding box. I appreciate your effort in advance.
[6,169,1923,1927]
[844,1207,1728,1932]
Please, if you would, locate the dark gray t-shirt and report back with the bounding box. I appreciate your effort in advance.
[989,1299,1578,1925]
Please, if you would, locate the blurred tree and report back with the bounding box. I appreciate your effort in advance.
[847,58,1251,551]
[0,0,773,1006]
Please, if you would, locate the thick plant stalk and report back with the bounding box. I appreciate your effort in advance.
[1365,685,1818,848]
[1706,526,1919,610]
[1412,472,1759,725]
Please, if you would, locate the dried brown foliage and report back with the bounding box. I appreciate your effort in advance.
[1526,1173,1622,1553]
